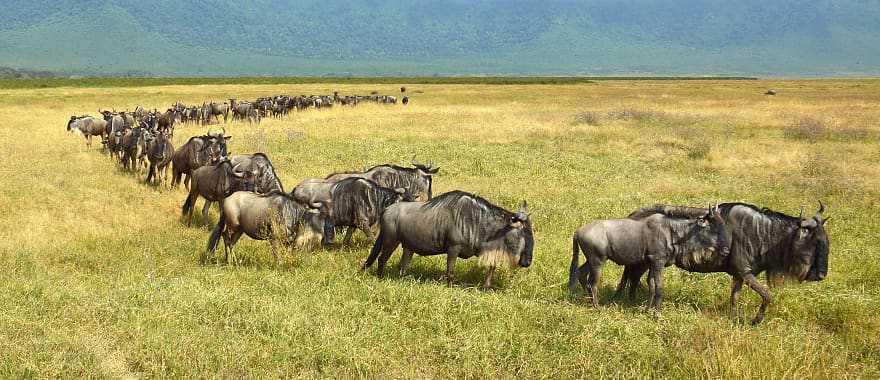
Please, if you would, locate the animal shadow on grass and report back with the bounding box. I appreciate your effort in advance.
[567,281,648,309]
[377,259,513,290]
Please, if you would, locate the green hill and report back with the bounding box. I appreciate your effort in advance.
[2,0,879,76]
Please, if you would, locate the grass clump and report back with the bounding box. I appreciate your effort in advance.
[785,118,827,142]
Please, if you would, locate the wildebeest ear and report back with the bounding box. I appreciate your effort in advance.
[428,167,440,174]
[224,135,232,140]
[518,201,529,214]
[394,188,405,194]
[821,216,831,225]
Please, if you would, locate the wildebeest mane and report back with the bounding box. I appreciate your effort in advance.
[324,170,362,179]
[628,204,708,219]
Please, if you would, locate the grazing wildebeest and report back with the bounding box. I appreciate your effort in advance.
[67,115,108,149]
[765,89,777,96]
[171,131,231,190]
[145,131,174,186]
[568,207,729,311]
[402,96,409,105]
[207,191,328,264]
[364,191,534,289]
[400,86,406,93]
[181,159,254,226]
[229,153,284,193]
[622,202,830,324]
[327,178,409,245]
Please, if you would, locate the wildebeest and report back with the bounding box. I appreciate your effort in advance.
[181,159,254,226]
[171,131,231,190]
[568,207,729,310]
[67,115,108,149]
[120,128,151,174]
[145,130,174,186]
[202,102,229,124]
[364,191,534,289]
[327,178,409,245]
[402,96,409,105]
[765,89,777,96]
[324,158,440,201]
[229,153,284,193]
[623,202,830,324]
[207,191,328,264]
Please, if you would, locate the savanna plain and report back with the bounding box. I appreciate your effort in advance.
[1,80,879,378]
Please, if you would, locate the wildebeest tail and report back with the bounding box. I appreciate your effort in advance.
[363,228,384,270]
[568,235,581,291]
[207,211,226,254]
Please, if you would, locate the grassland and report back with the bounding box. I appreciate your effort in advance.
[0,80,878,378]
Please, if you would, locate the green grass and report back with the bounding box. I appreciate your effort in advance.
[0,80,878,377]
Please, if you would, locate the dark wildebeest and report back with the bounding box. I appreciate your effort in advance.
[229,153,284,193]
[145,130,174,187]
[364,191,534,289]
[171,131,231,190]
[623,202,830,324]
[156,109,177,136]
[400,86,406,93]
[207,191,328,264]
[327,178,409,245]
[67,115,108,149]
[181,159,254,226]
[402,96,409,105]
[568,207,729,311]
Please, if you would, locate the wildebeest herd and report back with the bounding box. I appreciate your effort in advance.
[66,92,831,325]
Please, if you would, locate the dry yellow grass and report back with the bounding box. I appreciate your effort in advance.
[0,80,878,378]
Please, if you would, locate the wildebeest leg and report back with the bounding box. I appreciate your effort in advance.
[743,274,771,325]
[482,266,496,290]
[730,276,744,323]
[586,255,603,308]
[376,244,397,277]
[223,229,243,265]
[398,248,413,277]
[202,201,212,223]
[358,221,373,243]
[162,164,170,189]
[342,226,356,245]
[445,247,461,287]
[647,261,664,311]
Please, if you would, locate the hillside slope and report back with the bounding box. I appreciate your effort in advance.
[2,0,879,76]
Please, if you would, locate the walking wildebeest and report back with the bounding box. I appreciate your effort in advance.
[568,207,729,311]
[327,178,409,245]
[145,130,174,187]
[181,159,255,226]
[207,191,328,264]
[171,131,231,190]
[229,153,284,193]
[364,191,534,289]
[67,115,108,149]
[622,202,830,324]
[120,128,152,174]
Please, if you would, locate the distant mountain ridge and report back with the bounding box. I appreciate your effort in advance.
[2,0,879,76]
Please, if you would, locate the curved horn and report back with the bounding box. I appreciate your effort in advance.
[817,200,825,214]
[410,155,418,166]
[799,206,805,219]
[310,202,322,209]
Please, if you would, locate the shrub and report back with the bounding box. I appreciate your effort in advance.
[573,111,602,125]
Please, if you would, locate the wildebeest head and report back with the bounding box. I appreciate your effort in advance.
[67,116,77,131]
[791,202,830,282]
[410,157,440,200]
[690,206,730,255]
[480,201,534,268]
